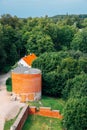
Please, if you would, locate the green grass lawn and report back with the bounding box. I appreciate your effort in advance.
[22,115,62,130]
[28,96,65,114]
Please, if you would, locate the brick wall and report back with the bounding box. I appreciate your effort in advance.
[10,105,63,130]
[29,106,63,119]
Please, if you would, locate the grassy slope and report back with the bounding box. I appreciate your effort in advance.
[28,96,65,114]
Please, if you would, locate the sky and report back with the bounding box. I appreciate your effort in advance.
[0,0,87,18]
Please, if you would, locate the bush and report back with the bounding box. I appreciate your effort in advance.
[3,66,11,73]
[62,73,87,99]
[43,71,63,97]
[6,77,12,92]
[63,97,87,130]
[69,74,87,98]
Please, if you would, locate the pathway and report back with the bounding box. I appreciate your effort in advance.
[0,72,25,130]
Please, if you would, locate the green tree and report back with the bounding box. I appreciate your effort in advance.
[26,31,55,55]
[15,30,26,58]
[60,57,78,78]
[82,18,87,28]
[63,97,87,130]
[58,26,76,50]
[32,51,70,97]
[32,51,69,74]
[0,14,23,29]
[9,44,18,65]
[62,73,87,99]
[69,74,87,98]
[0,43,7,72]
[2,25,18,64]
[71,28,87,53]
[0,24,7,72]
[78,57,87,73]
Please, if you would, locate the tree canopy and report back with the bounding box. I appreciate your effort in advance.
[0,14,87,130]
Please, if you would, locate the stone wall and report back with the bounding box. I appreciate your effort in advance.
[10,105,28,130]
[29,106,63,119]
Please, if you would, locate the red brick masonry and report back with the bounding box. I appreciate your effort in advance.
[10,105,63,130]
[29,106,63,119]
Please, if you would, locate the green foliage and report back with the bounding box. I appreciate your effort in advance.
[78,57,87,73]
[32,52,63,96]
[0,14,23,29]
[6,77,12,86]
[6,85,12,92]
[60,57,78,78]
[33,52,77,97]
[0,25,7,72]
[0,14,87,73]
[11,62,18,69]
[6,78,12,92]
[33,51,87,97]
[43,71,62,97]
[58,26,76,49]
[62,73,87,99]
[69,50,84,59]
[4,66,11,73]
[69,74,87,98]
[0,14,87,130]
[71,28,87,53]
[63,73,87,130]
[0,15,26,72]
[63,97,87,130]
[82,18,87,27]
[9,44,18,65]
[32,51,69,73]
[26,31,55,56]
[0,45,7,71]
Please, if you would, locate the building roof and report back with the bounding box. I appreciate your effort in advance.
[12,65,41,74]
[22,53,37,66]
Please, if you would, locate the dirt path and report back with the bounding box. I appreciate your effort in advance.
[0,71,11,88]
[0,72,25,130]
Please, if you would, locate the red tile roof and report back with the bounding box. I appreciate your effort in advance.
[22,53,37,66]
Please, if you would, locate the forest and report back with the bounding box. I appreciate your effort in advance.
[0,14,87,130]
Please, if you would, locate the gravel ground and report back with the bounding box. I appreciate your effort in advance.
[0,72,25,130]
